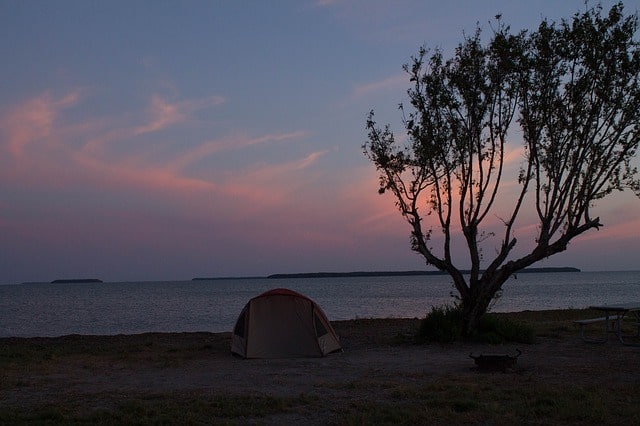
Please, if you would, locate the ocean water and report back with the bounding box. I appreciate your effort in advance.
[1,271,639,337]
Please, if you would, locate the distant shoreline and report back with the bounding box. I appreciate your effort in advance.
[265,267,580,279]
[192,267,580,281]
[16,268,581,285]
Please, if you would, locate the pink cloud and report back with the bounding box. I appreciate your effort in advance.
[164,130,307,174]
[73,153,216,196]
[61,93,234,195]
[1,91,81,158]
[247,150,327,180]
[0,89,327,222]
[81,94,226,158]
[133,95,186,135]
[188,149,333,218]
[571,197,640,244]
[133,94,225,136]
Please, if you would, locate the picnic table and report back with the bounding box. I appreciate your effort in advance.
[575,303,640,345]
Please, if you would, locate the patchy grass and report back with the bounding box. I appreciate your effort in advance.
[496,309,634,339]
[0,332,228,372]
[340,377,640,425]
[0,393,315,425]
[4,379,637,425]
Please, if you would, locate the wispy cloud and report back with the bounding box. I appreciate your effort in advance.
[136,94,225,135]
[79,93,225,159]
[258,150,327,177]
[351,73,407,100]
[0,89,319,209]
[1,90,82,158]
[228,150,329,197]
[164,130,307,174]
[133,95,186,135]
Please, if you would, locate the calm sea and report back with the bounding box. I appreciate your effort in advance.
[1,271,639,337]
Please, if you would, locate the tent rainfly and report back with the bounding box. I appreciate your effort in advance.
[231,288,342,358]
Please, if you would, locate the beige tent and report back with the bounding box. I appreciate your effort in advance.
[231,288,342,358]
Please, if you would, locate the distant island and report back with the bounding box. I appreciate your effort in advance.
[51,279,103,284]
[267,267,580,279]
[192,276,263,281]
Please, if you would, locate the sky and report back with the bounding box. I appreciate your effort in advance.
[2,1,640,284]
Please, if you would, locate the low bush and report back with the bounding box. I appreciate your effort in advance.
[418,306,534,344]
[475,314,535,344]
[417,305,463,343]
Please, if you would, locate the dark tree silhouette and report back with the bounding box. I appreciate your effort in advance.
[364,3,640,335]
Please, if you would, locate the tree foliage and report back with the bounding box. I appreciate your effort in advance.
[363,3,640,334]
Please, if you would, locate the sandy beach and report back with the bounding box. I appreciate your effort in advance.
[2,312,640,424]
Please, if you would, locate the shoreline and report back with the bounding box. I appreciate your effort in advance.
[0,308,583,339]
[266,267,581,279]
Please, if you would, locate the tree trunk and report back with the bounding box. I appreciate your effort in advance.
[460,295,491,337]
[459,275,506,336]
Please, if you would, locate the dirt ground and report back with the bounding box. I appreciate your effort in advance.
[2,317,640,424]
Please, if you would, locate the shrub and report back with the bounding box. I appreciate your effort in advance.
[417,305,463,343]
[418,306,534,344]
[475,314,535,344]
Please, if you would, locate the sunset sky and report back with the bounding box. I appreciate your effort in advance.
[2,1,640,284]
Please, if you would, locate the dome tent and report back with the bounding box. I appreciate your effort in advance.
[231,288,342,359]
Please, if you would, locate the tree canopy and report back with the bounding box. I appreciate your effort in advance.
[363,3,640,334]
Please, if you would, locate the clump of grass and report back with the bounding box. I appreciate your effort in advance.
[417,305,534,344]
[474,314,535,344]
[417,305,463,343]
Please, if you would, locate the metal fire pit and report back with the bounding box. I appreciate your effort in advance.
[469,349,521,372]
